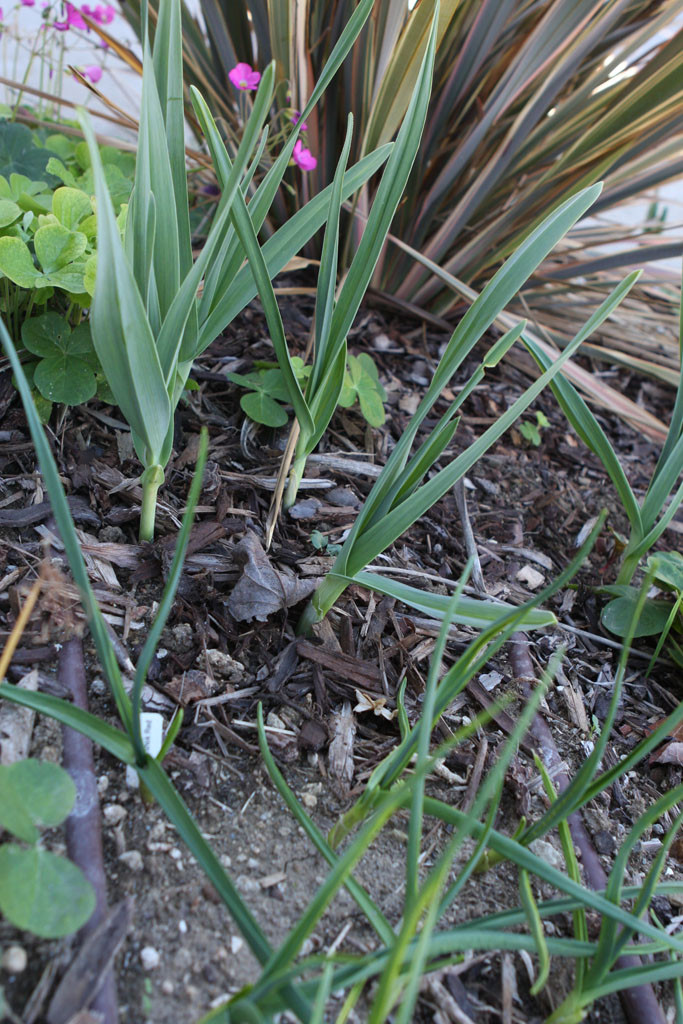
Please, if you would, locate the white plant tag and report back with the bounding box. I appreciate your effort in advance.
[140,712,164,756]
[125,713,164,790]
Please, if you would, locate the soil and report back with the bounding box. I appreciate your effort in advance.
[1,281,682,1023]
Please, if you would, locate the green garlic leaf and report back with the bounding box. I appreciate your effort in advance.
[0,760,76,843]
[0,844,95,938]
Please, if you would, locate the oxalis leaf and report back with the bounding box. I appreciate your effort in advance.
[601,591,673,638]
[0,759,76,844]
[22,315,98,405]
[0,844,95,938]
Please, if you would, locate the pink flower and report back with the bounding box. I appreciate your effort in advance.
[82,64,102,83]
[93,4,115,23]
[291,110,308,131]
[228,62,261,91]
[54,2,86,29]
[21,0,36,7]
[292,140,316,172]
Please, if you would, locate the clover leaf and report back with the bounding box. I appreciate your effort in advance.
[0,122,60,184]
[339,352,387,427]
[0,759,95,938]
[22,313,99,405]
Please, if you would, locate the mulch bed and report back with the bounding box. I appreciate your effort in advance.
[1,279,682,1023]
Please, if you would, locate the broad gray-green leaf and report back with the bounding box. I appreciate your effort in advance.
[0,844,95,937]
[0,760,76,843]
[79,113,171,464]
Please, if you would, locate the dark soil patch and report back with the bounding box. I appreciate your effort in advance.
[1,284,682,1023]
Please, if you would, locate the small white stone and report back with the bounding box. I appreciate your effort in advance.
[178,920,188,934]
[529,839,564,870]
[2,945,27,973]
[140,947,161,971]
[161,979,174,995]
[119,850,144,872]
[230,935,244,955]
[103,804,128,825]
[169,847,182,860]
[300,792,317,809]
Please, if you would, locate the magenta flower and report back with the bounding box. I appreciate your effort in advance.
[292,140,316,172]
[291,110,308,131]
[82,64,102,83]
[228,62,261,91]
[54,2,86,29]
[93,3,115,23]
[21,0,36,7]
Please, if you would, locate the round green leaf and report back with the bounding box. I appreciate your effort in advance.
[649,552,683,594]
[0,760,75,843]
[0,844,95,938]
[34,224,87,274]
[0,198,21,229]
[601,593,672,638]
[22,312,71,357]
[357,387,386,428]
[51,187,93,231]
[34,353,97,405]
[240,390,289,427]
[0,235,42,288]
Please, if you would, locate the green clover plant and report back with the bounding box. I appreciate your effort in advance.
[80,0,391,540]
[0,759,95,938]
[228,351,387,430]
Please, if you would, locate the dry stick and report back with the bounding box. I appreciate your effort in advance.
[509,632,666,1024]
[58,637,119,1024]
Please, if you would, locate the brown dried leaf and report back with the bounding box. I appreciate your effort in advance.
[228,532,317,622]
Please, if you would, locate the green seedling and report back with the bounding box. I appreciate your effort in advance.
[0,759,95,938]
[524,263,683,589]
[310,530,342,556]
[298,184,640,634]
[228,351,386,430]
[601,551,683,669]
[81,0,392,540]
[519,409,550,446]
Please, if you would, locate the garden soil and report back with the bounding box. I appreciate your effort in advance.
[1,284,682,1023]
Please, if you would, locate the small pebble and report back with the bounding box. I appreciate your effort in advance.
[230,936,244,955]
[140,947,161,971]
[161,979,174,995]
[119,850,144,871]
[178,920,188,934]
[300,792,317,809]
[2,945,27,973]
[103,804,128,826]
